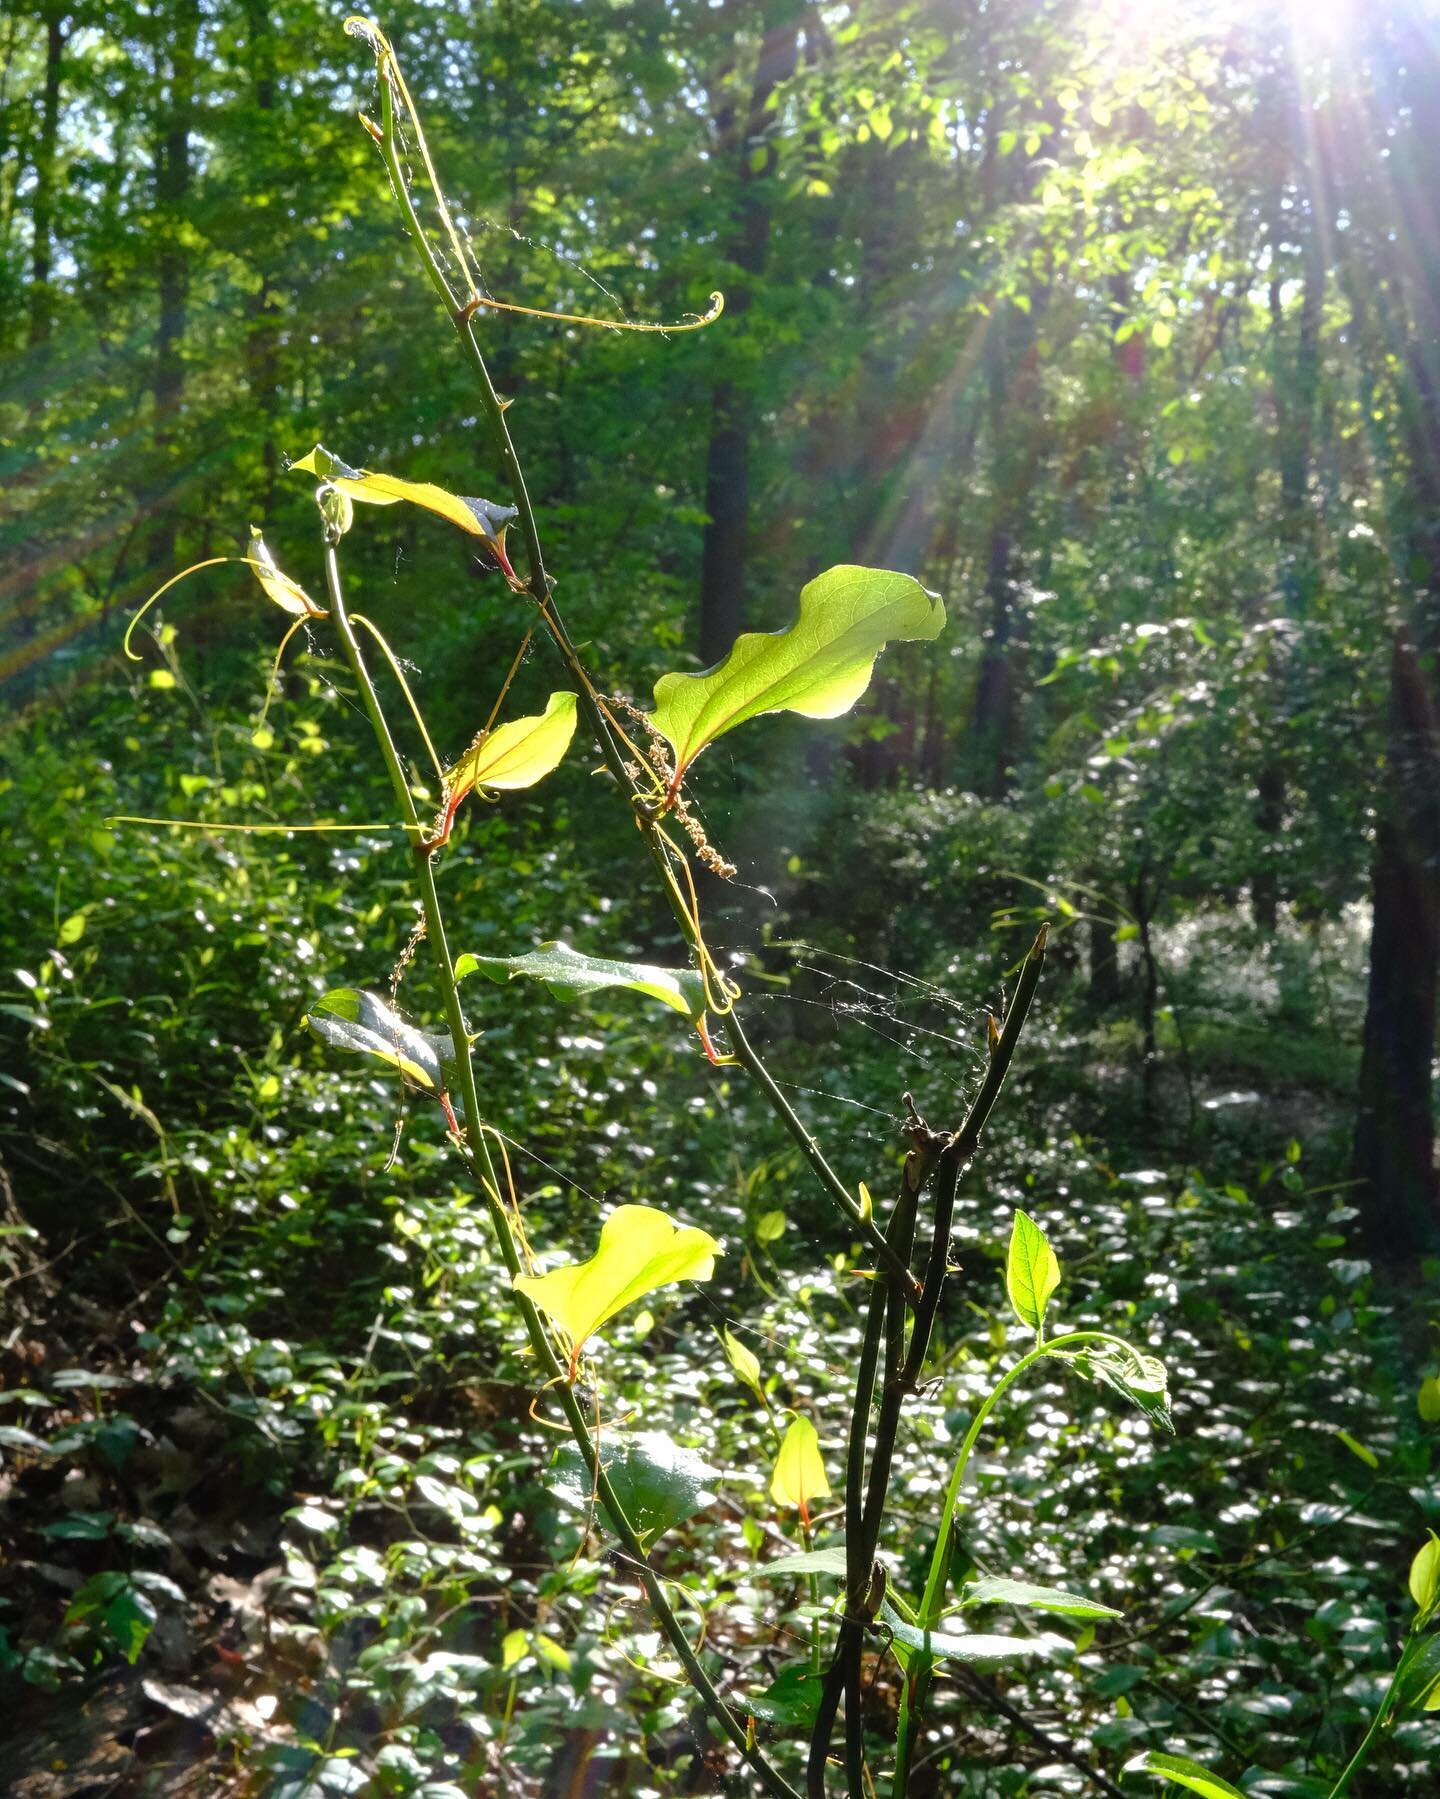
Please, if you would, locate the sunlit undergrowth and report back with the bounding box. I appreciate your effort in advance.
[2,669,1433,1793]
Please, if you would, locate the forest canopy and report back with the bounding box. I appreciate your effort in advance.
[2,1,1440,1795]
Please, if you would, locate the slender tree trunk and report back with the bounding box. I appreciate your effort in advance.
[697,2,802,665]
[27,3,65,352]
[145,0,201,590]
[1353,631,1440,1256]
[243,0,280,518]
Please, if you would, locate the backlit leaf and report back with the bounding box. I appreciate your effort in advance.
[769,1414,830,1513]
[1122,1751,1246,1798]
[456,938,705,1022]
[1409,1533,1440,1611]
[1059,1340,1174,1433]
[248,527,322,617]
[290,444,517,556]
[648,565,944,783]
[304,989,460,1094]
[959,1576,1121,1619]
[1007,1209,1060,1334]
[447,692,577,800]
[719,1325,765,1402]
[514,1204,720,1368]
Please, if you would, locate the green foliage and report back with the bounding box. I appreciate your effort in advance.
[455,940,707,1022]
[649,566,945,783]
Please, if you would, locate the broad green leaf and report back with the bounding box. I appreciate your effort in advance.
[749,1663,825,1728]
[719,1324,766,1403]
[756,1209,787,1244]
[501,1629,527,1671]
[745,1546,849,1580]
[550,1431,718,1544]
[447,692,577,800]
[769,1414,831,1514]
[648,565,944,783]
[959,1576,1121,1620]
[248,527,321,617]
[1059,1340,1174,1433]
[1122,1751,1246,1798]
[455,938,706,1022]
[1007,1209,1060,1334]
[514,1204,720,1367]
[1409,1533,1440,1611]
[1419,1375,1440,1423]
[290,444,517,555]
[880,1601,1051,1672]
[304,989,461,1094]
[1397,1632,1440,1712]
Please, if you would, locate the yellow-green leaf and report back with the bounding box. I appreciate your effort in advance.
[1006,1209,1060,1335]
[1409,1532,1440,1611]
[448,692,577,800]
[1122,1750,1246,1799]
[247,527,322,617]
[1336,1427,1379,1470]
[1419,1376,1440,1423]
[290,444,517,555]
[648,565,944,784]
[720,1325,765,1403]
[769,1414,830,1514]
[514,1204,720,1371]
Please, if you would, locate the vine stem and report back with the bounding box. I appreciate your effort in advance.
[891,1329,1138,1795]
[361,35,914,1299]
[320,524,800,1799]
[1326,1630,1420,1797]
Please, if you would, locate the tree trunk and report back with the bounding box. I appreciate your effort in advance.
[145,0,201,590]
[697,3,802,665]
[27,3,65,352]
[1353,632,1440,1257]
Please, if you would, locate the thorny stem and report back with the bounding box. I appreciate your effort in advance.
[320,526,800,1799]
[363,32,915,1300]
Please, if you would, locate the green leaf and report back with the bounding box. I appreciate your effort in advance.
[1122,1751,1246,1798]
[501,1629,528,1671]
[66,1572,157,1665]
[748,1663,825,1727]
[746,1546,849,1580]
[248,527,321,617]
[1397,1632,1440,1713]
[1006,1209,1060,1334]
[1418,1376,1440,1423]
[647,565,944,783]
[290,444,517,556]
[447,692,577,800]
[550,1430,719,1544]
[1058,1340,1174,1432]
[455,939,706,1022]
[959,1576,1121,1620]
[514,1204,720,1367]
[880,1600,1051,1671]
[304,989,461,1094]
[769,1414,831,1513]
[756,1209,787,1244]
[719,1325,766,1403]
[1409,1533,1440,1611]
